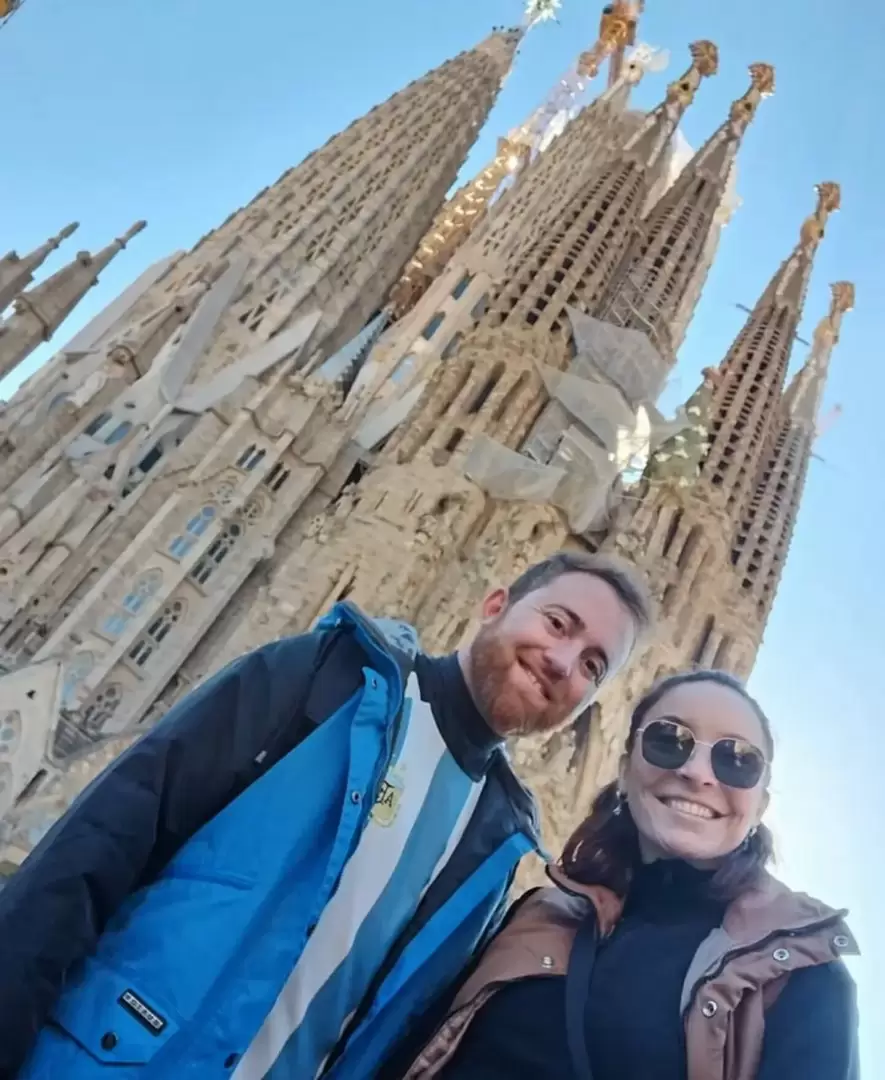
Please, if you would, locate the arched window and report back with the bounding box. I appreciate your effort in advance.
[236,444,266,471]
[100,570,163,638]
[61,652,95,709]
[189,523,243,587]
[420,313,445,340]
[128,599,186,668]
[81,684,122,735]
[264,463,290,493]
[168,506,217,559]
[104,421,133,445]
[0,712,21,756]
[84,412,111,437]
[451,273,473,301]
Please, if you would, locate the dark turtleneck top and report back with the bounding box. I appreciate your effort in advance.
[413,653,502,780]
[439,859,858,1080]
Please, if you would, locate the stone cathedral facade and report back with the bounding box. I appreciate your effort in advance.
[0,17,851,870]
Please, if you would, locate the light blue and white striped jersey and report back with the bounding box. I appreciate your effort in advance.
[232,669,488,1080]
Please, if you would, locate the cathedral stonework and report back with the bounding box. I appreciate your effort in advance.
[0,20,851,869]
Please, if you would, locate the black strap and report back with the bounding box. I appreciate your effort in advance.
[565,912,599,1080]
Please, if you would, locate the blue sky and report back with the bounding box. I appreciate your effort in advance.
[4,0,882,1069]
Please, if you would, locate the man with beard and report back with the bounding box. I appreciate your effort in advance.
[1,551,651,1080]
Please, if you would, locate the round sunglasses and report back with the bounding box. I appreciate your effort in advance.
[638,717,767,790]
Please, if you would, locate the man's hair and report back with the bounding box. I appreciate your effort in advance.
[507,550,654,639]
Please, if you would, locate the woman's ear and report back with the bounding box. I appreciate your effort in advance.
[617,753,629,794]
[756,787,771,824]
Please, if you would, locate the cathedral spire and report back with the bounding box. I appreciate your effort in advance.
[478,37,665,272]
[781,279,853,427]
[624,40,720,169]
[383,44,716,471]
[0,223,79,313]
[598,63,774,385]
[701,183,840,518]
[0,221,146,383]
[485,41,718,344]
[385,5,643,320]
[209,26,523,375]
[732,281,854,618]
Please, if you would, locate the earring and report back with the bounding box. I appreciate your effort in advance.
[613,788,626,816]
[741,825,759,852]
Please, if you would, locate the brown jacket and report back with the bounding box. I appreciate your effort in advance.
[401,865,857,1080]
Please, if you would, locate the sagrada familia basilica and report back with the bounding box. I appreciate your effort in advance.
[0,3,854,873]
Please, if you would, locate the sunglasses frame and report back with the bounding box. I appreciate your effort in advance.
[636,716,769,791]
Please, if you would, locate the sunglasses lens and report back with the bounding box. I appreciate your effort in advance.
[641,720,695,770]
[711,739,766,790]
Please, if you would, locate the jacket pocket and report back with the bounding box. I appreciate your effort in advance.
[50,960,181,1066]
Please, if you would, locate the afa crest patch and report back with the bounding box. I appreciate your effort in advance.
[371,768,404,827]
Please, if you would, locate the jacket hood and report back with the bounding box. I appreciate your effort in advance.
[318,601,420,684]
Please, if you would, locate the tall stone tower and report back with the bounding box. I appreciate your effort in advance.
[572,183,845,809]
[122,27,523,384]
[597,63,775,398]
[0,223,144,384]
[733,280,854,623]
[386,0,646,320]
[0,223,79,312]
[341,39,668,435]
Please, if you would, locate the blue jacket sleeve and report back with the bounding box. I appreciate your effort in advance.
[0,631,328,1077]
[757,962,860,1080]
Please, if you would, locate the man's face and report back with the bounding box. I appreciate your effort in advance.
[466,572,637,738]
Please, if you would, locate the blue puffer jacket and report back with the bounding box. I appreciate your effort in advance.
[0,603,541,1079]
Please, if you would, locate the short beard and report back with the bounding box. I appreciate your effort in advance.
[467,623,538,738]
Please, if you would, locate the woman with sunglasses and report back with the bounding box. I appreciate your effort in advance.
[385,669,859,1080]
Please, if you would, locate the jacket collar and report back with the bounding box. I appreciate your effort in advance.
[681,872,857,1013]
[317,601,420,690]
[546,862,858,1006]
[545,863,625,935]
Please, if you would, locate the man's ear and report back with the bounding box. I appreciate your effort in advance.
[480,587,509,623]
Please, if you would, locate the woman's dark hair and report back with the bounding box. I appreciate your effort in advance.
[560,669,775,901]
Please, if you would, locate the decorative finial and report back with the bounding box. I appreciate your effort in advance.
[119,221,148,245]
[690,40,720,78]
[748,62,775,96]
[57,222,79,242]
[667,40,719,106]
[829,280,855,315]
[811,280,855,352]
[800,183,841,249]
[577,1,640,77]
[729,63,775,127]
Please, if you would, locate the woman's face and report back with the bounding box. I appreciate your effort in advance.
[622,680,770,865]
